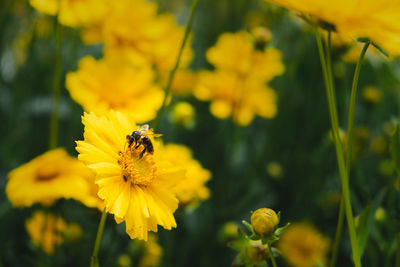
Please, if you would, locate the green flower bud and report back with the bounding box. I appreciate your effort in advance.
[251,208,279,236]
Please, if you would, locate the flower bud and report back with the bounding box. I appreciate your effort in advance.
[251,208,279,236]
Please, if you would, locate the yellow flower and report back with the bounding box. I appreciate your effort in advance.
[29,0,109,27]
[362,86,382,104]
[137,233,163,267]
[206,31,284,82]
[25,210,67,254]
[159,143,211,205]
[82,0,193,72]
[66,56,164,123]
[278,222,330,267]
[76,111,185,240]
[266,161,283,179]
[6,148,101,208]
[171,102,195,127]
[264,0,400,56]
[195,70,278,126]
[194,30,283,126]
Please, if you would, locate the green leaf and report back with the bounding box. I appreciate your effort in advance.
[242,220,255,236]
[356,188,386,257]
[371,42,389,57]
[275,222,291,236]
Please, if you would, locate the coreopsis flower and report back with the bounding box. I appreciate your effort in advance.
[205,31,284,83]
[160,143,211,205]
[194,31,284,126]
[25,210,67,254]
[82,0,193,72]
[76,111,185,240]
[195,70,278,126]
[6,148,101,208]
[278,222,330,267]
[29,0,109,27]
[66,56,164,123]
[264,0,400,56]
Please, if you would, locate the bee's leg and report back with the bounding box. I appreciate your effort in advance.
[139,147,147,159]
[134,142,141,149]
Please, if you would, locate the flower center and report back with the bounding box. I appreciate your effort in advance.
[118,147,157,187]
[36,165,60,181]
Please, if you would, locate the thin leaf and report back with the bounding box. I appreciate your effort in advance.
[356,188,387,257]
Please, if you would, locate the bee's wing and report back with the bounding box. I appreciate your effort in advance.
[138,124,149,133]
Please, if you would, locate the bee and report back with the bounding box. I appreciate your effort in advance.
[126,124,162,159]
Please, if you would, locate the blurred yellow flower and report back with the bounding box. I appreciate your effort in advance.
[160,143,211,205]
[266,161,283,178]
[6,148,101,208]
[206,31,284,82]
[362,86,382,104]
[29,0,109,27]
[171,102,195,127]
[264,0,400,56]
[195,70,278,126]
[66,56,164,123]
[137,233,163,267]
[76,111,185,240]
[25,210,67,254]
[194,31,284,126]
[278,222,330,267]
[117,254,132,267]
[82,0,193,72]
[370,136,387,155]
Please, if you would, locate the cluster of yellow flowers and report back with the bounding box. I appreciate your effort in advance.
[194,30,285,126]
[6,0,212,247]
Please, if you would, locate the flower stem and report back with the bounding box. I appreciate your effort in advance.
[153,0,199,130]
[48,19,63,150]
[314,29,361,267]
[90,209,107,267]
[330,41,369,267]
[267,243,278,267]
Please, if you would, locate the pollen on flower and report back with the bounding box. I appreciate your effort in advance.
[118,148,157,187]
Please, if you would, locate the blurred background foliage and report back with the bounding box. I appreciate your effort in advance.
[1,0,400,266]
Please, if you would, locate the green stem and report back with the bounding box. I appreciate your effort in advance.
[267,243,277,267]
[330,198,345,267]
[48,19,63,150]
[330,41,369,267]
[90,209,107,267]
[396,233,400,267]
[314,29,361,267]
[153,0,199,130]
